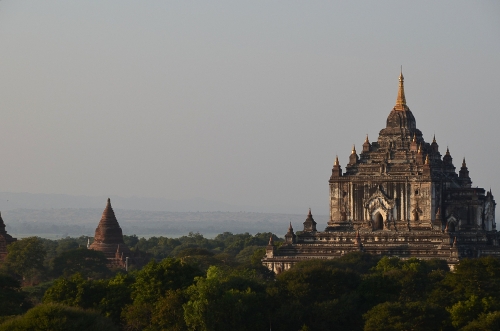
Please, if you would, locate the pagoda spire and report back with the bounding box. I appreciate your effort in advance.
[89,198,131,260]
[394,67,407,111]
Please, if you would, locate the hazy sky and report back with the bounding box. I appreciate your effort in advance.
[0,1,499,215]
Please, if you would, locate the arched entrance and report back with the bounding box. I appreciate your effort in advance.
[374,213,384,230]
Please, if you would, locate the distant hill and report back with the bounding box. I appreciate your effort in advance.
[4,208,329,239]
[0,192,327,215]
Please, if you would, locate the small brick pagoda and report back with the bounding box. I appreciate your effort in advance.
[89,198,131,268]
[0,212,17,261]
[263,70,499,273]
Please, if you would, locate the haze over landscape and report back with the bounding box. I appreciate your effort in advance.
[0,1,499,237]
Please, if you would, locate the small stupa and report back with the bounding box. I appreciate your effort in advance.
[0,212,17,261]
[89,198,130,265]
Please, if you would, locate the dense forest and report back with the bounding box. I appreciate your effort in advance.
[1,233,500,330]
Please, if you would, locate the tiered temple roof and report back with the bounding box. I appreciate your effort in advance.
[89,198,131,266]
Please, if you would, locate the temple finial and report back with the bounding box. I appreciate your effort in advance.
[425,154,430,165]
[365,134,369,143]
[462,157,466,167]
[334,155,339,166]
[352,145,356,154]
[308,208,312,216]
[395,67,407,111]
[433,134,436,143]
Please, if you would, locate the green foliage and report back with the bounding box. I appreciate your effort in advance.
[131,258,201,305]
[41,236,91,264]
[122,258,200,329]
[10,233,500,331]
[133,232,281,261]
[0,303,118,331]
[235,245,261,264]
[22,280,55,306]
[183,266,269,331]
[444,257,500,300]
[460,311,500,331]
[176,247,214,258]
[51,248,110,278]
[250,247,266,266]
[43,273,106,308]
[447,295,499,329]
[98,273,135,323]
[6,237,47,284]
[150,289,187,331]
[43,272,134,324]
[268,258,364,331]
[55,237,80,255]
[0,274,30,316]
[124,234,140,248]
[363,301,448,331]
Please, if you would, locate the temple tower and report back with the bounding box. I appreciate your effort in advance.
[262,70,499,273]
[89,199,130,265]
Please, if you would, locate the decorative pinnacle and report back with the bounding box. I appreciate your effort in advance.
[395,67,407,111]
[364,134,369,144]
[334,155,339,166]
[462,157,467,167]
[433,134,436,143]
[425,154,430,165]
[412,133,416,142]
[268,235,274,245]
[288,222,293,231]
[446,147,450,155]
[308,208,312,216]
[352,145,356,154]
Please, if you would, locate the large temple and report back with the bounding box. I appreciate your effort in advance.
[263,71,499,273]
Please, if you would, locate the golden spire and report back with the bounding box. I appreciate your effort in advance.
[334,155,339,166]
[394,67,407,111]
[425,154,430,165]
[352,145,356,154]
[364,134,369,144]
